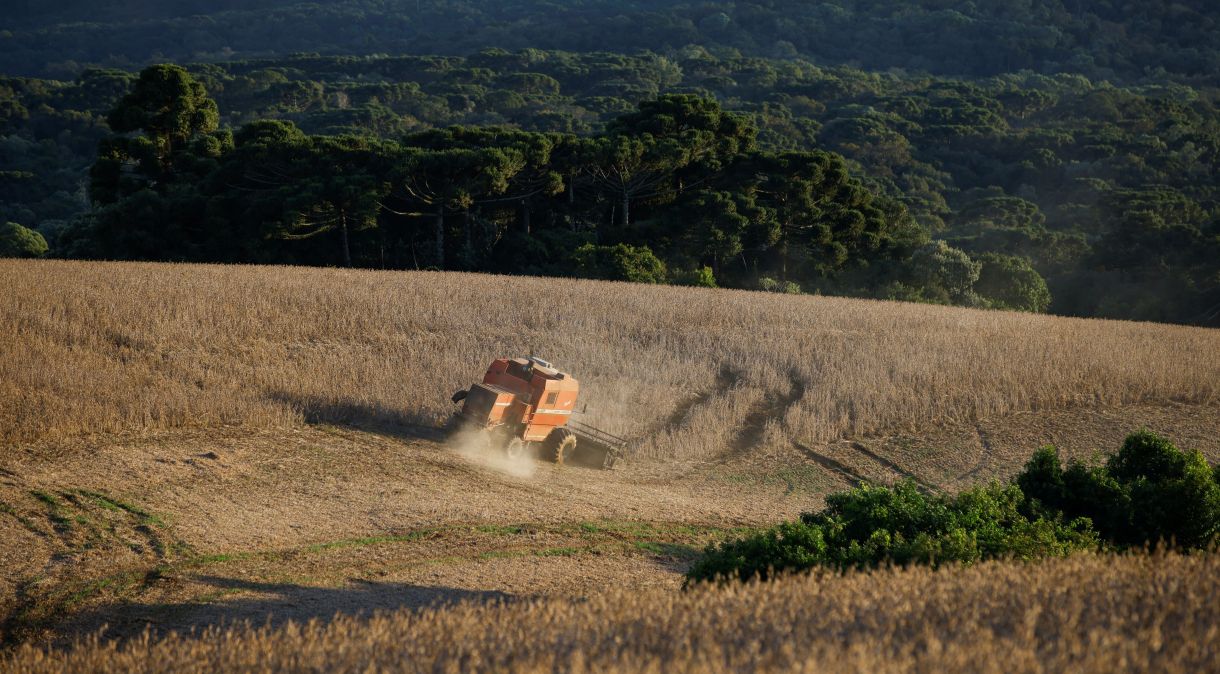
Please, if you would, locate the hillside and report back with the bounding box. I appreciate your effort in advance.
[5,260,1218,451]
[6,50,1219,325]
[3,1,1218,85]
[1,260,1218,648]
[6,1,1220,668]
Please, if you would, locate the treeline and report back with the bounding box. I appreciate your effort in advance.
[72,65,983,305]
[3,1,1218,86]
[3,50,1218,322]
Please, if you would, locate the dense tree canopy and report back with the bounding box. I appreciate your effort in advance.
[3,23,1218,323]
[68,77,924,298]
[4,1,1219,86]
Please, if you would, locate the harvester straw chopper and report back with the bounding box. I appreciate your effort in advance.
[449,356,626,469]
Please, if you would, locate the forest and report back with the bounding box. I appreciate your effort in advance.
[4,1,1218,85]
[2,3,1218,324]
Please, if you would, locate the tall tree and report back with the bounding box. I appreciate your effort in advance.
[106,64,219,176]
[86,64,225,259]
[396,146,525,268]
[276,136,389,268]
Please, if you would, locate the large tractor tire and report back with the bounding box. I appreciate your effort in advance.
[545,428,578,465]
[504,437,530,460]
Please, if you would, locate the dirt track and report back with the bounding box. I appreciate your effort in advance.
[2,400,1219,647]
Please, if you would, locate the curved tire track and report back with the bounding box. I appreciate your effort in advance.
[637,366,740,443]
[957,422,995,483]
[790,440,867,488]
[714,373,806,464]
[847,441,938,494]
[639,366,941,494]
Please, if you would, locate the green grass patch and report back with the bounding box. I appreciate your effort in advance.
[633,541,701,559]
[303,529,439,553]
[474,524,525,536]
[71,489,164,526]
[30,490,73,533]
[572,520,728,539]
[0,501,44,536]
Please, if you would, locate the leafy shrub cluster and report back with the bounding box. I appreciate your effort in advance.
[0,221,48,258]
[1018,430,1220,549]
[687,431,1220,584]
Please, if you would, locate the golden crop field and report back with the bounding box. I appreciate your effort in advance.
[3,260,1218,461]
[5,551,1215,673]
[3,259,1220,670]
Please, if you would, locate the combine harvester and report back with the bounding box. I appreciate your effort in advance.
[450,356,627,469]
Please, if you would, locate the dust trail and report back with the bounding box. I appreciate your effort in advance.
[448,427,537,479]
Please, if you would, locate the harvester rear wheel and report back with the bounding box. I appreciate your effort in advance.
[504,437,529,460]
[546,428,577,465]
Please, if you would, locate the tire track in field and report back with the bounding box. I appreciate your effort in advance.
[643,365,740,440]
[714,373,806,464]
[845,441,938,494]
[789,440,867,488]
[958,421,995,483]
[1,486,184,646]
[641,365,940,494]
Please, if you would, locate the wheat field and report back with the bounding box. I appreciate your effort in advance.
[3,259,1218,460]
[5,551,1215,673]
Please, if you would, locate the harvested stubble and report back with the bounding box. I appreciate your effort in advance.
[3,260,1218,460]
[5,552,1217,673]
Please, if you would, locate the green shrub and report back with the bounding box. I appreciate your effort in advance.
[572,243,667,283]
[974,252,1052,312]
[758,277,801,294]
[685,481,1095,584]
[0,222,49,258]
[675,266,717,288]
[906,240,980,304]
[688,431,1218,585]
[1019,430,1220,548]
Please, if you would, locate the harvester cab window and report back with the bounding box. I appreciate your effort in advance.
[507,360,531,382]
[545,392,558,405]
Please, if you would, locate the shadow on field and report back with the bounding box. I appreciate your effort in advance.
[61,576,514,645]
[266,390,445,442]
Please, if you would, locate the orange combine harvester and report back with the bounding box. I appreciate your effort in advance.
[450,356,625,468]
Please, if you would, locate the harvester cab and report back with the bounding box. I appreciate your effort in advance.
[450,357,625,468]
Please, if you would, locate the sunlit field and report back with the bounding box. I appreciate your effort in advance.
[6,552,1215,673]
[4,259,1217,460]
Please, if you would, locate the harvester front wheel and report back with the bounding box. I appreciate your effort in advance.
[546,428,577,465]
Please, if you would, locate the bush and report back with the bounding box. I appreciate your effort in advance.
[0,221,48,258]
[906,240,980,304]
[686,481,1096,584]
[675,265,717,288]
[758,276,801,294]
[974,252,1051,312]
[688,431,1219,585]
[1019,430,1220,548]
[572,243,667,283]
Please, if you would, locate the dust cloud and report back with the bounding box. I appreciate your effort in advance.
[448,427,538,479]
